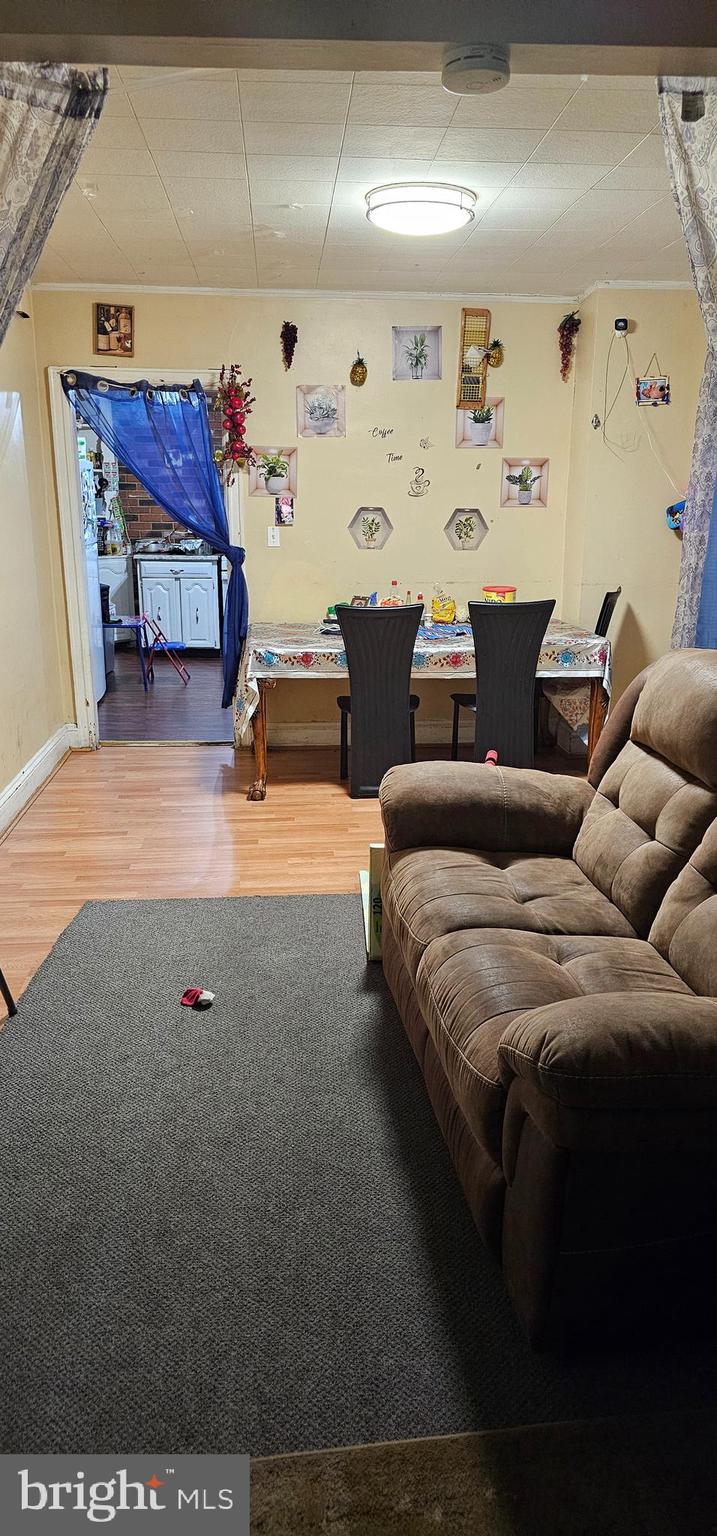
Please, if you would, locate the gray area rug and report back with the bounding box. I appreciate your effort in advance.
[2,895,717,1456]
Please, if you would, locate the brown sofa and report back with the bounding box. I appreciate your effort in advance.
[379,649,717,1345]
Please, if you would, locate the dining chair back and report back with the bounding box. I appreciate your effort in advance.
[594,585,622,638]
[336,604,423,797]
[468,598,556,767]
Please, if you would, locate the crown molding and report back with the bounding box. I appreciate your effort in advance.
[578,278,693,299]
[31,281,578,304]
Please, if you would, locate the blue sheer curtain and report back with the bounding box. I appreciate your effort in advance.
[61,370,247,707]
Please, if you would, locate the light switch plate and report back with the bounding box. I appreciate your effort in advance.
[267,526,280,547]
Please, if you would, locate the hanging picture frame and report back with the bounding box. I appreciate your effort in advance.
[391,326,442,382]
[93,303,134,357]
[636,375,670,406]
[456,307,491,408]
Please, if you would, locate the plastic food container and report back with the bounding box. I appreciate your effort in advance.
[482,584,516,603]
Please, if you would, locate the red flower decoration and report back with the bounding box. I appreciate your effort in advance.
[298,651,315,667]
[448,652,463,667]
[213,362,256,483]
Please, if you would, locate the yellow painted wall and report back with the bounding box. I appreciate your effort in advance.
[0,296,73,794]
[15,281,704,762]
[565,286,701,699]
[32,289,575,733]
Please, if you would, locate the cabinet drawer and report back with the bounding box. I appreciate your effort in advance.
[137,559,216,580]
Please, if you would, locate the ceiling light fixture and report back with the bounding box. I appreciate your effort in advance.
[365,182,476,237]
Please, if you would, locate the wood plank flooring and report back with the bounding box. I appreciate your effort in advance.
[98,649,233,742]
[0,744,383,1012]
[0,741,581,1017]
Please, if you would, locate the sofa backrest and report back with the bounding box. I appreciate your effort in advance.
[573,651,717,938]
[650,821,717,995]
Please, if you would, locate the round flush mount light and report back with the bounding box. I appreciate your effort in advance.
[365,182,476,237]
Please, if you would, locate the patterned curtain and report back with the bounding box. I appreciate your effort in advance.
[0,63,107,346]
[658,78,717,648]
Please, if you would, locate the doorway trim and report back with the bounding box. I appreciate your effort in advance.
[48,366,242,749]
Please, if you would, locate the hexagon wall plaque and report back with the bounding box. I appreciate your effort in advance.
[349,506,394,550]
[444,507,489,552]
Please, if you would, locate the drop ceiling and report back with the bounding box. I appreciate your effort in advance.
[33,65,688,297]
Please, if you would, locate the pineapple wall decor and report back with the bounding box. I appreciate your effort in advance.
[350,352,368,386]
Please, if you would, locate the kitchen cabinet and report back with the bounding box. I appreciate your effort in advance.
[136,558,220,649]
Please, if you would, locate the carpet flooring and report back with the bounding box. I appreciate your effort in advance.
[2,895,717,1458]
[251,1411,717,1535]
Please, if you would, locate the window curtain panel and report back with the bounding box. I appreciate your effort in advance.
[0,64,107,347]
[658,77,717,648]
[61,372,248,708]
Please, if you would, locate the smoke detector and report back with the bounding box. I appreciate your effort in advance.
[441,43,511,95]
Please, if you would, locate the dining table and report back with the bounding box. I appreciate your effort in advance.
[234,618,612,800]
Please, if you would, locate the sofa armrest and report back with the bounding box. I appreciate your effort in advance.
[379,761,594,854]
[498,993,717,1110]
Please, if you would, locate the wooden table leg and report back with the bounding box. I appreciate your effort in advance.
[587,678,609,764]
[247,679,269,801]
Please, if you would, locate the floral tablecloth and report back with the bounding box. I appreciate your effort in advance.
[234,620,611,744]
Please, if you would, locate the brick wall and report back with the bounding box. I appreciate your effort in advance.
[118,406,224,543]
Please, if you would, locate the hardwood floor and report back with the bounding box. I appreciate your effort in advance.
[0,741,582,1018]
[0,744,383,1013]
[98,649,233,742]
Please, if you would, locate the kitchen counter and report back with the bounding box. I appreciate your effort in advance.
[131,550,217,560]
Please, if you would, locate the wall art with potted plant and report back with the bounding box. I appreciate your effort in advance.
[348,506,394,550]
[444,507,489,552]
[391,326,442,381]
[248,447,298,498]
[455,398,504,449]
[501,458,549,508]
[296,384,346,438]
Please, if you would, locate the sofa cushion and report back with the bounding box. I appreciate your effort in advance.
[573,740,717,938]
[650,821,717,995]
[631,648,717,791]
[383,846,636,983]
[414,929,690,1163]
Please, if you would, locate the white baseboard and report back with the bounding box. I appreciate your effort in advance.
[240,718,473,748]
[0,723,80,835]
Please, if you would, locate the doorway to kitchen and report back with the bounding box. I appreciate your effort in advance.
[50,368,242,750]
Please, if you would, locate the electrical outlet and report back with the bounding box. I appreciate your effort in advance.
[267,526,280,547]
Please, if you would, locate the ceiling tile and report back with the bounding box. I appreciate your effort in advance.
[239,82,350,123]
[114,236,191,263]
[348,81,457,127]
[76,145,157,177]
[509,73,583,88]
[97,208,182,240]
[528,129,645,164]
[435,128,544,162]
[91,116,148,150]
[592,159,669,192]
[75,174,169,213]
[153,150,248,181]
[245,179,332,207]
[616,132,667,167]
[162,177,251,215]
[238,69,352,82]
[353,71,443,87]
[141,119,246,153]
[563,188,667,229]
[341,123,446,158]
[511,162,610,189]
[242,121,344,155]
[129,80,240,121]
[33,246,78,281]
[335,157,435,184]
[426,161,522,188]
[477,187,582,229]
[102,88,134,119]
[583,74,656,91]
[247,154,338,187]
[557,88,658,132]
[450,86,576,129]
[118,65,229,83]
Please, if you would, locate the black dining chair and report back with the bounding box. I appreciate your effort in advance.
[450,599,556,767]
[594,585,622,637]
[336,603,423,797]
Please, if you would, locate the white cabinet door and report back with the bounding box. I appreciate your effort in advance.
[141,576,182,642]
[179,576,219,648]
